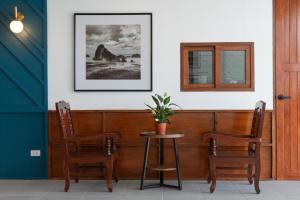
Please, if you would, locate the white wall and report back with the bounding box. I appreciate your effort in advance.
[48,0,273,110]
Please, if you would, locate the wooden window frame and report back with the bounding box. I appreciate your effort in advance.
[181,42,254,91]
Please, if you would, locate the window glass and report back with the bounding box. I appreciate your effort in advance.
[188,51,213,84]
[221,50,246,84]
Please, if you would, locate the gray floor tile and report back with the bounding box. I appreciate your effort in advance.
[0,180,298,200]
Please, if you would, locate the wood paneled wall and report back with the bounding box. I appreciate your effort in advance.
[48,110,274,180]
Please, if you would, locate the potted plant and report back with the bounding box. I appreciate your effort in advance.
[145,93,180,135]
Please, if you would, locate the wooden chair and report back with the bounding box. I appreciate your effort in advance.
[203,101,266,194]
[55,100,119,192]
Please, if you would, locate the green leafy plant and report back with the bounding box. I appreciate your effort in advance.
[145,93,181,123]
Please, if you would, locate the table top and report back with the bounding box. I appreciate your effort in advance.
[140,131,184,138]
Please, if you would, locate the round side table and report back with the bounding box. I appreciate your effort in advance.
[139,131,184,190]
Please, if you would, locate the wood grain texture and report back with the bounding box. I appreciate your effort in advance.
[275,0,300,179]
[48,110,273,180]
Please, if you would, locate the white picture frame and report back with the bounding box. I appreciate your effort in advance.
[74,13,152,91]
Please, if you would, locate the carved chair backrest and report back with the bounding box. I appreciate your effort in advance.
[55,101,75,139]
[55,101,76,158]
[55,101,120,158]
[250,101,266,140]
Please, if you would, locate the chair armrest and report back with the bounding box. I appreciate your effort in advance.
[203,131,261,143]
[203,131,250,138]
[65,132,120,143]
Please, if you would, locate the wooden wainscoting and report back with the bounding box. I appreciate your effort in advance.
[48,110,274,180]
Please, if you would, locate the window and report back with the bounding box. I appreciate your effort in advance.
[181,43,254,91]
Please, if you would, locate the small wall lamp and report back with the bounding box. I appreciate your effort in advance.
[10,6,24,33]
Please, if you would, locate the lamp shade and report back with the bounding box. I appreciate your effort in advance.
[10,20,23,33]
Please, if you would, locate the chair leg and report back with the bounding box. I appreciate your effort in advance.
[106,158,114,192]
[63,161,70,192]
[113,159,119,183]
[254,160,261,194]
[103,167,107,179]
[207,159,211,184]
[75,164,79,183]
[247,164,253,185]
[210,161,216,193]
[207,176,211,184]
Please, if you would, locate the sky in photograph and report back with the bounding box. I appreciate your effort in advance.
[86,25,141,57]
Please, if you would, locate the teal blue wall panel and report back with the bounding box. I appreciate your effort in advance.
[0,114,47,178]
[0,0,47,178]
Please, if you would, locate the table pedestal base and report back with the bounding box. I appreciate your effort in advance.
[142,183,182,190]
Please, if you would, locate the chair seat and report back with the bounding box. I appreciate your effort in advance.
[211,150,255,163]
[216,149,249,155]
[68,151,112,164]
[212,156,255,164]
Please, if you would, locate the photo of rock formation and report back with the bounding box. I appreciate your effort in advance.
[86,25,141,80]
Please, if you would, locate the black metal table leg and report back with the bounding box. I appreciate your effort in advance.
[139,132,184,191]
[159,138,164,186]
[140,137,150,190]
[173,138,182,190]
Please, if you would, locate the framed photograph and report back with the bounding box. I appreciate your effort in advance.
[74,13,152,91]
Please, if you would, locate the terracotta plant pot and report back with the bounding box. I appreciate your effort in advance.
[156,122,167,135]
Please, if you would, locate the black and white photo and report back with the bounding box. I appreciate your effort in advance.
[86,25,141,80]
[75,13,152,91]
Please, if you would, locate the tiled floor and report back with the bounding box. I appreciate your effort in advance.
[0,180,299,200]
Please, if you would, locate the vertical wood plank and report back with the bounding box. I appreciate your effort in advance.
[297,0,300,63]
[284,73,291,172]
[298,73,300,174]
[284,0,291,63]
[276,0,287,179]
[290,0,297,63]
[289,72,298,171]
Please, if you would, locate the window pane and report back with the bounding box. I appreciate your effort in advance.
[188,51,213,84]
[221,50,246,84]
